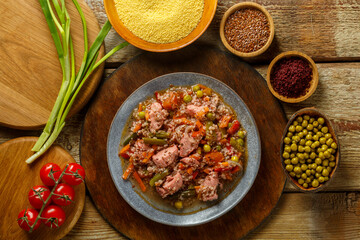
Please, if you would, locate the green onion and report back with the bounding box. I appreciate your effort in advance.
[149,169,170,187]
[26,0,129,164]
[143,138,167,146]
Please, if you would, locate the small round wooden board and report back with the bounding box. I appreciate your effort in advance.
[0,0,104,130]
[0,137,85,240]
[81,46,287,240]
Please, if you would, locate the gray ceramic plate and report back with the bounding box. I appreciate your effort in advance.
[107,72,261,226]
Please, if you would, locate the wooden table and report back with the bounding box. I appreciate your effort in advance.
[1,0,359,239]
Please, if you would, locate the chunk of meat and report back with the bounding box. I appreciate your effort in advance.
[196,172,219,201]
[149,102,168,133]
[179,133,199,157]
[185,105,204,116]
[180,157,200,168]
[152,145,178,168]
[156,172,183,198]
[134,139,151,152]
[130,140,152,163]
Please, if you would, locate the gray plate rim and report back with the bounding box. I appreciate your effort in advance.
[107,72,261,226]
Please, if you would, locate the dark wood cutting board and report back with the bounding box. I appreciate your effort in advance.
[80,46,287,240]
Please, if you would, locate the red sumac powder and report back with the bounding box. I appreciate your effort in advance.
[270,57,313,98]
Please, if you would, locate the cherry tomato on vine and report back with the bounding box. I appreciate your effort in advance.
[51,183,75,206]
[62,163,85,185]
[17,208,41,231]
[28,185,51,209]
[40,163,62,187]
[41,205,66,228]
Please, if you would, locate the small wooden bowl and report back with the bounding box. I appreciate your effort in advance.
[104,0,217,52]
[219,2,275,58]
[266,51,319,103]
[280,108,340,192]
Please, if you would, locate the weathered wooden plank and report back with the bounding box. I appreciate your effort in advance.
[64,192,360,239]
[246,192,360,239]
[85,0,360,63]
[1,63,359,192]
[253,63,360,191]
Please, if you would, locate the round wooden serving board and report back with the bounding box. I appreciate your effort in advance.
[81,46,287,240]
[0,0,104,130]
[0,137,85,240]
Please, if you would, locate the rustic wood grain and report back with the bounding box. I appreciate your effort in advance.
[85,0,360,63]
[1,62,358,191]
[0,62,358,238]
[64,193,360,240]
[80,46,287,240]
[256,63,360,192]
[0,137,86,240]
[0,0,104,130]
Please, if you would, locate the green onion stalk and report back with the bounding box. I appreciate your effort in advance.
[26,0,129,164]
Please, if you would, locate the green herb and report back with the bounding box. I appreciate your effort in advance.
[26,0,128,164]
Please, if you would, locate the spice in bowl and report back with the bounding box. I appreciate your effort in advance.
[224,8,270,53]
[270,57,312,98]
[266,51,319,103]
[114,0,204,44]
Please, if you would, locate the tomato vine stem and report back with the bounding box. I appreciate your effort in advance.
[28,165,69,233]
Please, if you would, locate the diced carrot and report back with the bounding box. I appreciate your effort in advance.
[203,87,212,96]
[231,166,241,174]
[162,92,179,110]
[142,151,155,163]
[196,106,209,119]
[133,171,146,192]
[145,111,150,121]
[195,120,203,129]
[221,162,229,167]
[192,171,199,180]
[219,115,232,128]
[189,154,202,161]
[220,139,228,144]
[227,120,240,135]
[133,123,142,132]
[119,144,130,159]
[203,168,211,174]
[204,96,210,101]
[138,103,142,112]
[192,131,204,138]
[122,162,134,180]
[177,117,192,125]
[204,152,224,163]
[187,168,193,174]
[194,186,201,190]
[198,84,212,95]
[178,163,185,170]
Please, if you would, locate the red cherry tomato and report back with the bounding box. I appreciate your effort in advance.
[51,183,75,206]
[41,205,66,228]
[17,208,41,231]
[28,185,51,209]
[40,163,62,187]
[62,163,85,185]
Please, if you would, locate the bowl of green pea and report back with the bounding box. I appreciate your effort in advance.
[280,108,340,192]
